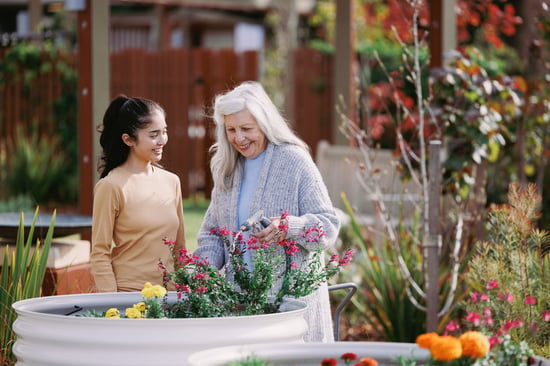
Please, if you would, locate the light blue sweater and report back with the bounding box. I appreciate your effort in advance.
[195,142,340,342]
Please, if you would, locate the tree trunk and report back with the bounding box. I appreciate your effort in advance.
[509,0,545,79]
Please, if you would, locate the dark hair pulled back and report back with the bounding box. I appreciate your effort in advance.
[97,95,165,178]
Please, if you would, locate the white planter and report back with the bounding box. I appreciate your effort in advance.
[188,341,432,366]
[11,292,307,366]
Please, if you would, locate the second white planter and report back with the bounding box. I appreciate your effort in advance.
[188,341,432,365]
[11,292,308,366]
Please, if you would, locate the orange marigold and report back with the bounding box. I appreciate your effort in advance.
[416,332,439,349]
[459,331,490,359]
[430,335,463,361]
[355,357,378,366]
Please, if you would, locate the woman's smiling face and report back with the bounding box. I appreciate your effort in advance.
[224,109,267,159]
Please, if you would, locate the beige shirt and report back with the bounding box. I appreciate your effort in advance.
[91,166,186,292]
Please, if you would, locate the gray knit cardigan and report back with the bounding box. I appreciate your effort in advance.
[194,142,341,342]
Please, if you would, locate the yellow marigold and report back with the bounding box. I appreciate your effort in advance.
[355,357,378,366]
[430,335,463,361]
[416,332,439,349]
[141,283,167,299]
[459,331,490,359]
[105,308,120,318]
[134,302,147,313]
[125,307,143,319]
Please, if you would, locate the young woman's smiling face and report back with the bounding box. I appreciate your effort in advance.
[224,109,267,159]
[125,111,168,164]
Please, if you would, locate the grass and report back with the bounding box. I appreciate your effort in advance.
[183,195,209,252]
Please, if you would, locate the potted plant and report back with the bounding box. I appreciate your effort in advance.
[11,212,353,366]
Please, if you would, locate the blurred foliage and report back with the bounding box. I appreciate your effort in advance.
[5,125,69,205]
[0,194,35,214]
[0,41,78,206]
[430,46,525,201]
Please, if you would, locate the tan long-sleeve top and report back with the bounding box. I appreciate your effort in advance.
[91,166,186,292]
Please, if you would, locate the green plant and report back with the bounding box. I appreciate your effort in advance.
[338,190,473,343]
[338,193,425,342]
[228,355,270,366]
[6,125,68,205]
[91,211,353,319]
[166,211,353,318]
[449,183,550,357]
[0,194,35,213]
[0,208,55,365]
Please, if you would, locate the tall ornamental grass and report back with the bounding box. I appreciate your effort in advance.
[0,208,55,365]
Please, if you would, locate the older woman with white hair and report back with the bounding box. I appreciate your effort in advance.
[194,81,340,342]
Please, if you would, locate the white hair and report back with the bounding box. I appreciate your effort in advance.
[209,81,309,191]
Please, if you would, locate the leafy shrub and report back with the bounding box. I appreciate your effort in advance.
[5,125,68,205]
[451,183,550,357]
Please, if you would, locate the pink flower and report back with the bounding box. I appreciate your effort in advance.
[465,311,481,326]
[497,292,514,302]
[195,286,208,294]
[486,279,499,289]
[340,249,354,265]
[163,238,176,246]
[503,319,523,331]
[482,308,493,325]
[489,335,502,349]
[444,320,460,333]
[524,295,536,305]
[480,293,489,301]
[542,310,550,322]
[470,291,480,303]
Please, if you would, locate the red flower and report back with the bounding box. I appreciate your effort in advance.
[340,352,358,362]
[486,279,499,289]
[320,358,337,366]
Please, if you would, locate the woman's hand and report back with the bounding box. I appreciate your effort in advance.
[254,217,287,243]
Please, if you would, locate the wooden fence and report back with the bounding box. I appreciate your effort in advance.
[0,48,76,143]
[1,46,334,200]
[110,48,260,197]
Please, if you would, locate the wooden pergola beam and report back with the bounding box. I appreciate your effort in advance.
[77,0,110,219]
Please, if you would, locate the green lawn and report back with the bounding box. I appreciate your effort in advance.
[183,196,209,252]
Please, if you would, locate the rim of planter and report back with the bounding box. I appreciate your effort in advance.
[12,291,307,321]
[188,341,432,366]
